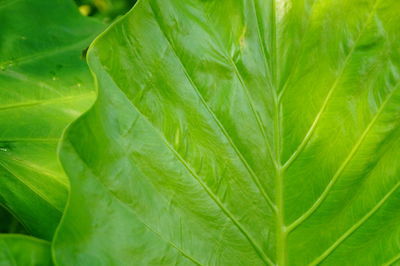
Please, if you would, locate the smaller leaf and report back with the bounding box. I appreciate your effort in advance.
[0,234,51,266]
[0,0,105,240]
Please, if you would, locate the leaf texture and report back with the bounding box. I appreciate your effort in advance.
[0,0,104,239]
[54,0,400,264]
[0,234,52,266]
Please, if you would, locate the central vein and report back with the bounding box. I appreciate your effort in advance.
[274,88,285,266]
[275,100,286,266]
[270,0,286,265]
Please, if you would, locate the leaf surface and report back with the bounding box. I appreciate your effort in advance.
[0,206,26,234]
[54,0,400,264]
[0,234,52,266]
[0,0,104,239]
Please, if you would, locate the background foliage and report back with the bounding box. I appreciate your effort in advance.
[74,0,136,21]
[0,0,132,236]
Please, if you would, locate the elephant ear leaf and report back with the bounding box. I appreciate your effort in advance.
[0,235,52,266]
[54,0,400,265]
[0,0,104,240]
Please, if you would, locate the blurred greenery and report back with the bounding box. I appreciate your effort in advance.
[74,0,136,22]
[0,205,26,234]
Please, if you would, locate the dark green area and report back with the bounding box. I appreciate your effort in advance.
[0,206,26,234]
[74,0,136,22]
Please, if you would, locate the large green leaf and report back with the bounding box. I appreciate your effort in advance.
[0,235,52,266]
[54,0,400,264]
[0,0,104,239]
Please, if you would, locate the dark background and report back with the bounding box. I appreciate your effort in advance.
[74,0,137,22]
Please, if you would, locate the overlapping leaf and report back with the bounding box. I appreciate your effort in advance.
[53,0,400,264]
[0,0,104,239]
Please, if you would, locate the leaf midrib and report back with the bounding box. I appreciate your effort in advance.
[263,0,387,264]
[85,0,397,264]
[279,0,396,264]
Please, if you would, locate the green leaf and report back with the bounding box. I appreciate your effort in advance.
[0,234,52,266]
[0,206,26,234]
[0,0,104,240]
[75,0,136,21]
[54,0,400,264]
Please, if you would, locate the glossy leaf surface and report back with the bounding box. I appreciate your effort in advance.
[0,235,52,266]
[0,0,104,239]
[55,0,400,264]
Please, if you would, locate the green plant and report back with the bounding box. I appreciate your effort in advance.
[74,0,136,21]
[0,0,104,241]
[1,0,400,265]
